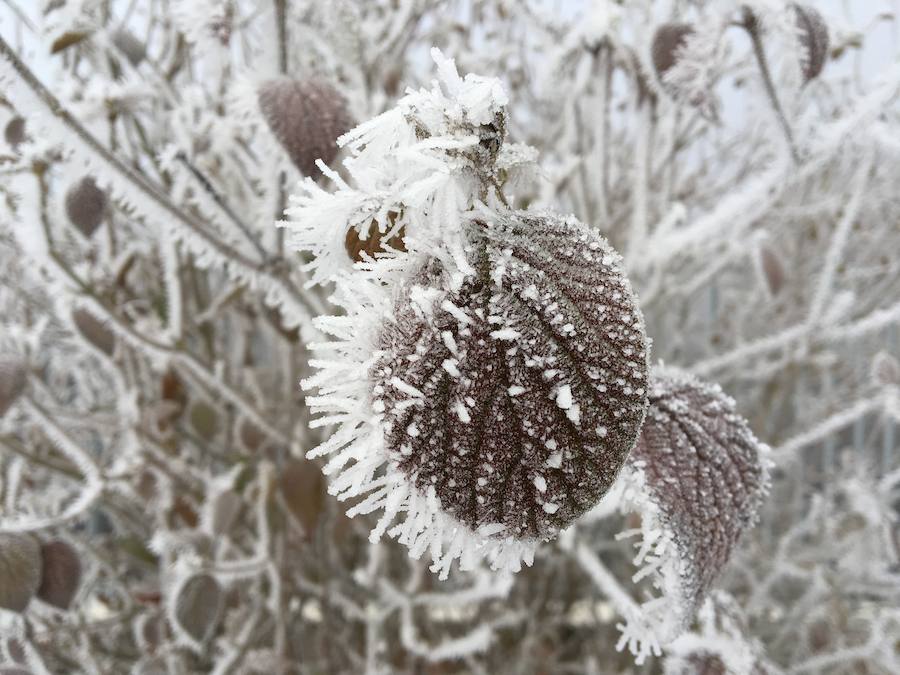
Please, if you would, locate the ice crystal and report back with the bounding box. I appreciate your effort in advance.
[629,370,769,630]
[373,211,649,540]
[257,78,354,177]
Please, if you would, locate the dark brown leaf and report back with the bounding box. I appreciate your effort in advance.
[36,540,81,610]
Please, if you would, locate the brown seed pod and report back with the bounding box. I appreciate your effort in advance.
[373,211,649,540]
[651,23,695,82]
[111,29,146,66]
[792,3,829,82]
[0,533,42,612]
[72,308,116,355]
[345,213,406,262]
[36,540,81,610]
[0,355,27,418]
[173,573,223,645]
[4,117,25,149]
[65,177,107,237]
[631,371,768,628]
[257,78,354,176]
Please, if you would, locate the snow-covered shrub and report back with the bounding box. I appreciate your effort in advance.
[0,1,898,673]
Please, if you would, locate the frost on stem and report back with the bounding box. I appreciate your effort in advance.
[625,370,769,633]
[257,78,354,177]
[374,211,649,541]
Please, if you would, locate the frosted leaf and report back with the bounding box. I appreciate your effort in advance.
[72,309,115,356]
[111,30,146,67]
[753,237,787,298]
[173,573,223,647]
[4,116,25,149]
[651,23,694,81]
[792,4,829,83]
[0,534,41,612]
[629,370,769,629]
[35,540,81,610]
[64,177,107,238]
[871,351,900,387]
[0,355,26,418]
[279,459,326,537]
[257,78,354,177]
[373,211,649,540]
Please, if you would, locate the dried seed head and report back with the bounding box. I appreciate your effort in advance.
[0,533,42,612]
[651,23,695,81]
[112,29,146,66]
[0,355,27,418]
[173,573,223,646]
[793,4,829,82]
[36,540,81,610]
[373,211,649,540]
[345,212,406,262]
[72,308,115,355]
[4,117,25,149]
[631,371,768,626]
[65,177,107,237]
[257,78,354,176]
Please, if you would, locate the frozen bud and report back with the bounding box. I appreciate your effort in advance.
[0,355,27,418]
[373,211,649,540]
[257,78,354,176]
[793,4,829,82]
[36,540,81,610]
[279,459,326,537]
[173,573,223,646]
[872,351,900,387]
[72,308,115,355]
[630,371,769,629]
[0,533,42,612]
[345,211,406,262]
[651,23,695,81]
[111,29,146,66]
[4,117,25,149]
[65,177,107,237]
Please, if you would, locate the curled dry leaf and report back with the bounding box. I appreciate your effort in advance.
[0,533,42,612]
[792,3,829,82]
[0,355,27,418]
[257,78,354,176]
[72,308,116,355]
[65,177,107,237]
[36,540,82,610]
[373,211,649,540]
[629,370,769,628]
[173,573,224,646]
[279,459,326,536]
[651,23,695,82]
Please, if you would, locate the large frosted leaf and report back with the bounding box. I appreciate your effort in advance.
[630,371,769,626]
[36,540,81,610]
[373,211,649,541]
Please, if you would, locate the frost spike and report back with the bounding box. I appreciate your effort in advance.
[0,533,42,612]
[36,540,81,610]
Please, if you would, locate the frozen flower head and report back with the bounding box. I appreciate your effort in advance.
[617,369,769,652]
[284,50,647,576]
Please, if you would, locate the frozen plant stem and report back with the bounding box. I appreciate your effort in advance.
[741,8,800,163]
